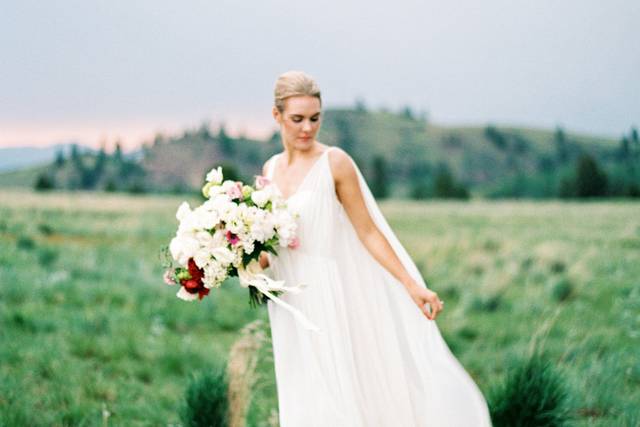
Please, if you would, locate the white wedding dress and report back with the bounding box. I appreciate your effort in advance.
[265,146,492,427]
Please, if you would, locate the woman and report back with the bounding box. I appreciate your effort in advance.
[259,70,492,427]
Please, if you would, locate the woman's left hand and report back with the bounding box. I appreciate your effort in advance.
[406,282,444,320]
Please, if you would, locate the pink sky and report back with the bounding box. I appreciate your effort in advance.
[0,116,277,152]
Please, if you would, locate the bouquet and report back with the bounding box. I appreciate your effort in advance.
[161,166,320,332]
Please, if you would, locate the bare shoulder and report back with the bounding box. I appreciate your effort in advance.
[327,147,357,182]
[261,153,279,177]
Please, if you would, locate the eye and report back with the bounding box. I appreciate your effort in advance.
[311,117,319,122]
[292,117,302,123]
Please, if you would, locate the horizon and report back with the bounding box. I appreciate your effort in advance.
[1,105,633,153]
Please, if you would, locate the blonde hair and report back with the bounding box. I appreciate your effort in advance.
[274,70,322,113]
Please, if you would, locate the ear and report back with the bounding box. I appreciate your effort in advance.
[272,106,281,123]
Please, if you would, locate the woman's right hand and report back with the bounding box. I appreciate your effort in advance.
[259,251,270,269]
[406,283,443,320]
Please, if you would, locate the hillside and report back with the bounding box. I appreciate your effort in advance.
[1,107,637,198]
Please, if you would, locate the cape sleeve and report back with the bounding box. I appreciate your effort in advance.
[346,154,430,290]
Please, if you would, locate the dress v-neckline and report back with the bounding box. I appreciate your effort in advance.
[272,147,332,202]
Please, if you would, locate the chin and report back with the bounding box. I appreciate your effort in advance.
[293,138,315,150]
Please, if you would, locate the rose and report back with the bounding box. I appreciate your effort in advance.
[288,236,300,249]
[226,182,243,200]
[255,175,270,190]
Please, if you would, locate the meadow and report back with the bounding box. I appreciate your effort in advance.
[0,188,638,426]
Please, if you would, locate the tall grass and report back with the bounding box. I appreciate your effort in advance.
[181,364,230,427]
[488,350,573,427]
[227,320,269,427]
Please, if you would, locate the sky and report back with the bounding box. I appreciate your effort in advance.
[1,0,638,151]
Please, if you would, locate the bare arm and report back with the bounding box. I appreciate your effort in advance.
[328,148,443,320]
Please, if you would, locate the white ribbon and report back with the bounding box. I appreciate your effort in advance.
[238,263,322,333]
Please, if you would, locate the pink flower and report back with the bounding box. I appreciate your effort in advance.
[163,270,177,285]
[288,236,300,249]
[226,182,243,200]
[255,175,271,190]
[226,230,240,245]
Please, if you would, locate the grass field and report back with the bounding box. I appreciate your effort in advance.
[0,188,638,426]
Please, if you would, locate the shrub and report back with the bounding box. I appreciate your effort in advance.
[37,247,59,267]
[551,278,574,303]
[575,154,608,197]
[180,364,230,427]
[34,173,55,191]
[16,236,35,251]
[488,352,573,427]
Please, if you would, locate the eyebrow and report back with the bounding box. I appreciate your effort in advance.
[290,112,321,118]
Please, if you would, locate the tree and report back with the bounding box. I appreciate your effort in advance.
[94,143,107,177]
[54,148,65,168]
[618,136,630,161]
[575,153,608,197]
[484,125,507,150]
[370,155,389,199]
[401,105,414,120]
[630,126,639,162]
[554,126,569,164]
[113,141,123,162]
[433,164,469,199]
[34,173,55,191]
[334,115,356,154]
[198,121,213,141]
[354,97,367,113]
[217,124,235,156]
[70,143,81,164]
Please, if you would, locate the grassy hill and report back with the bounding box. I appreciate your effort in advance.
[1,108,637,199]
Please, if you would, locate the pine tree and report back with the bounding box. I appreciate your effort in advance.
[113,141,123,162]
[575,153,608,197]
[618,136,630,161]
[54,148,65,168]
[554,126,569,164]
[371,156,389,199]
[218,125,235,156]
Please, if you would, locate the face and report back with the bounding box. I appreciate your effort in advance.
[272,95,322,151]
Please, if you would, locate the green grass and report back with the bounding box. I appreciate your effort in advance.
[0,189,638,426]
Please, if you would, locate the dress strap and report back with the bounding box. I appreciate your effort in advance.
[266,153,280,179]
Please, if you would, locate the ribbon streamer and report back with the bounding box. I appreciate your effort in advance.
[238,266,322,333]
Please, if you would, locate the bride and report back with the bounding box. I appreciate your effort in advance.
[258,70,492,427]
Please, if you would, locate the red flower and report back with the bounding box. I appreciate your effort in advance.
[187,258,204,282]
[183,279,200,291]
[179,258,208,297]
[198,287,210,300]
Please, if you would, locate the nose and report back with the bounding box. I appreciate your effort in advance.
[302,120,312,131]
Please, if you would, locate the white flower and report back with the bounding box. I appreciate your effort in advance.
[251,189,270,208]
[211,246,236,266]
[242,239,255,255]
[193,250,211,269]
[206,166,223,185]
[176,286,198,301]
[203,261,228,288]
[169,234,200,266]
[176,202,191,221]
